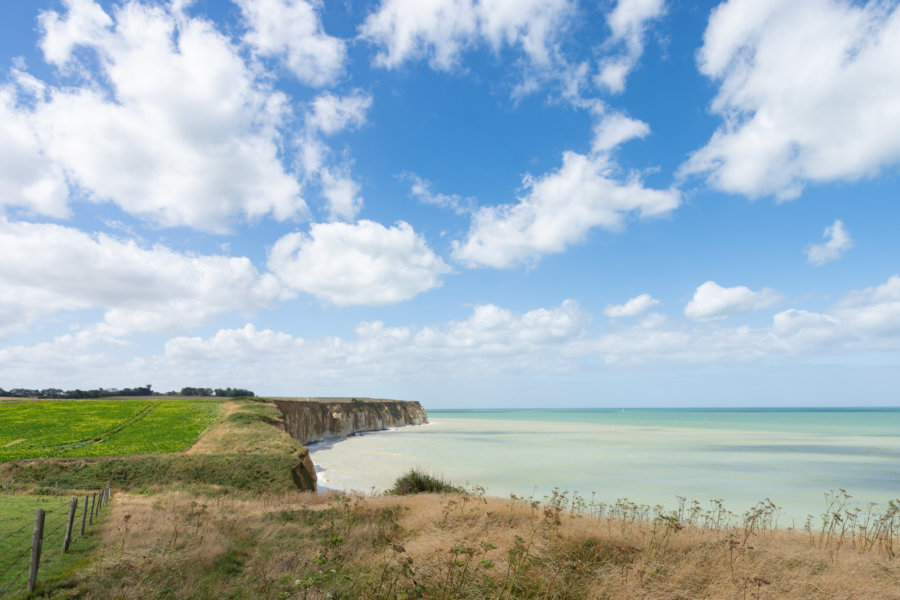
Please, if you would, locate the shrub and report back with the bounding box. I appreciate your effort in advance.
[388,469,461,495]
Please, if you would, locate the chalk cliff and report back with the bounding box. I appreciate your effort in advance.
[275,399,428,445]
[291,449,317,491]
[275,399,427,492]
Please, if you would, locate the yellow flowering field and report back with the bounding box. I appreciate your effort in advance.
[0,399,220,461]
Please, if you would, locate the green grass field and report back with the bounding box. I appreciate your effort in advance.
[0,493,103,598]
[0,398,220,462]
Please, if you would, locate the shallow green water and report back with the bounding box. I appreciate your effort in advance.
[311,408,900,524]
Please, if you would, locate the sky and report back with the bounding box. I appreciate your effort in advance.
[1,0,899,408]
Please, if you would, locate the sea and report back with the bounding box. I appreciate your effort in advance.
[310,408,900,526]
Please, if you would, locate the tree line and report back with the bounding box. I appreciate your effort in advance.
[0,385,254,399]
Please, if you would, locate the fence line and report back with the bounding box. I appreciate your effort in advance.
[0,482,110,599]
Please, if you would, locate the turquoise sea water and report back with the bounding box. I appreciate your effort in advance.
[311,408,900,525]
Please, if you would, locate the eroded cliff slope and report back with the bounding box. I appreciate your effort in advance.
[274,399,428,446]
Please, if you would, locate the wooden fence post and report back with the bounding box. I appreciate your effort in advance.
[28,508,45,594]
[63,497,78,553]
[80,494,88,535]
[89,493,96,525]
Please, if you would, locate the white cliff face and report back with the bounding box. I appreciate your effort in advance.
[274,400,428,446]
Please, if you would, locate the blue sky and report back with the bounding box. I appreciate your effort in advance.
[1,0,899,407]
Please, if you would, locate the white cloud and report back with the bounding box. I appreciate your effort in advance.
[0,219,279,338]
[8,0,306,231]
[405,173,475,215]
[452,150,679,268]
[306,91,372,136]
[684,281,780,321]
[805,219,852,265]
[771,309,843,349]
[681,0,900,199]
[833,275,900,338]
[359,0,663,103]
[441,299,585,348]
[6,276,900,389]
[39,0,113,65]
[0,332,121,387]
[165,323,304,361]
[235,0,346,87]
[591,111,650,153]
[319,169,363,222]
[0,87,69,218]
[297,91,372,221]
[359,0,575,70]
[153,299,586,380]
[588,319,774,364]
[596,0,666,93]
[141,275,900,381]
[604,293,660,318]
[268,220,451,306]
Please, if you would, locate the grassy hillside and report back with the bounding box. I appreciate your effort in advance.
[0,399,306,494]
[0,398,309,598]
[0,398,219,461]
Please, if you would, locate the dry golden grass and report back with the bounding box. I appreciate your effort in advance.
[50,488,900,600]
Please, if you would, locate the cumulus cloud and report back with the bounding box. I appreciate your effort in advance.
[268,220,451,306]
[153,299,586,379]
[771,309,843,348]
[0,0,307,231]
[832,275,900,338]
[126,274,900,385]
[0,332,122,388]
[39,0,113,64]
[297,90,372,221]
[591,111,650,153]
[318,169,363,222]
[451,150,679,268]
[805,219,852,265]
[684,281,780,321]
[359,0,574,70]
[681,0,900,199]
[235,0,346,87]
[596,0,666,93]
[165,323,304,361]
[5,276,900,388]
[0,219,279,338]
[604,293,660,318]
[305,91,372,136]
[0,86,69,218]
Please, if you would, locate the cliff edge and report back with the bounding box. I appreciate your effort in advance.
[274,399,428,446]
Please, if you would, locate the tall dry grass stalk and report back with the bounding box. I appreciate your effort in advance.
[52,486,900,599]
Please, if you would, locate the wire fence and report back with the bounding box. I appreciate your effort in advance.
[0,483,110,599]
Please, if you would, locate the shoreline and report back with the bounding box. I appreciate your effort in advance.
[308,410,900,527]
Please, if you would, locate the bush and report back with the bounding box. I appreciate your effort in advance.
[388,469,461,495]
